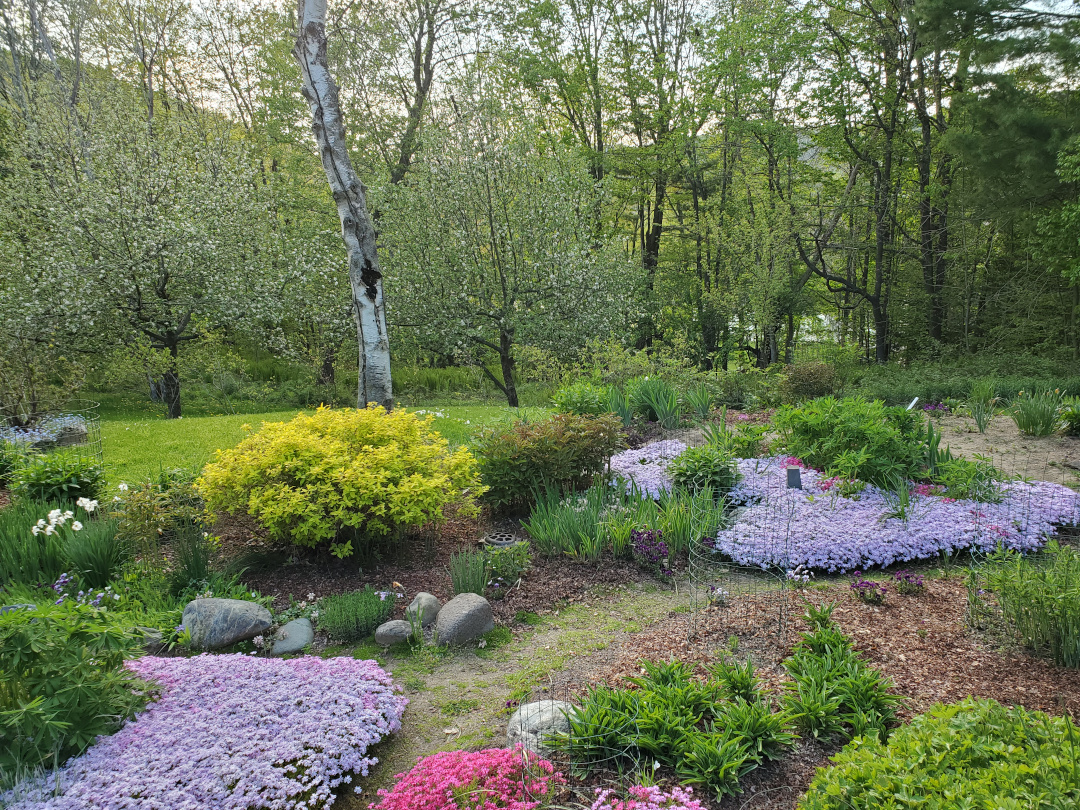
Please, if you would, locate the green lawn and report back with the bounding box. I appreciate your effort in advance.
[101,404,546,486]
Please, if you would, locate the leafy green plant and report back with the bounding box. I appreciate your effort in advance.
[773,396,926,486]
[717,698,797,762]
[11,451,105,503]
[667,445,739,497]
[605,386,634,427]
[114,468,205,567]
[655,488,727,557]
[473,412,622,508]
[642,386,683,429]
[674,729,755,801]
[799,698,1080,810]
[523,481,660,558]
[316,586,396,642]
[1010,388,1064,436]
[0,499,66,586]
[703,420,767,459]
[968,378,998,433]
[627,377,678,423]
[710,656,764,703]
[551,381,611,416]
[484,542,531,587]
[932,456,1002,502]
[1062,396,1080,435]
[449,549,487,596]
[685,384,714,421]
[200,407,483,558]
[0,602,147,782]
[551,684,641,770]
[991,543,1080,667]
[64,518,127,590]
[0,440,28,487]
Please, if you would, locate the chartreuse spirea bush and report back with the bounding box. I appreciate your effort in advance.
[473,412,622,508]
[3,655,408,810]
[0,601,147,784]
[799,698,1080,810]
[199,406,483,558]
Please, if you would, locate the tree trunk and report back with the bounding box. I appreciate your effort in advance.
[498,330,519,408]
[162,344,181,419]
[294,0,392,410]
[318,345,336,386]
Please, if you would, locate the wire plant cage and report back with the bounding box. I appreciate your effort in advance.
[0,398,103,469]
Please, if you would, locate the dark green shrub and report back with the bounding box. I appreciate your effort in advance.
[799,698,1080,810]
[64,518,127,589]
[774,396,924,486]
[474,413,623,508]
[551,381,610,415]
[317,586,395,642]
[781,363,838,404]
[11,451,105,503]
[667,445,739,496]
[0,499,66,586]
[0,602,147,782]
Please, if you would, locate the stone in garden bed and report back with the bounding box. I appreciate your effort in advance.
[405,591,442,627]
[435,592,494,645]
[271,618,314,656]
[507,700,573,755]
[182,597,272,650]
[375,619,414,646]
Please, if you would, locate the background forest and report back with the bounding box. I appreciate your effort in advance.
[1,0,1079,419]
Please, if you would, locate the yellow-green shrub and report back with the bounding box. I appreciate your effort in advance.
[199,406,483,557]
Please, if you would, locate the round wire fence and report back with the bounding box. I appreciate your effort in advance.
[0,399,103,468]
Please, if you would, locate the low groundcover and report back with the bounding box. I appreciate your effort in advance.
[4,654,408,810]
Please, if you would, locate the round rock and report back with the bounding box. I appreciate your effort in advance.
[434,592,494,645]
[507,700,574,755]
[374,619,414,646]
[181,598,272,650]
[405,592,442,627]
[271,618,314,656]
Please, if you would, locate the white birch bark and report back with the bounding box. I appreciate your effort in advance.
[294,0,393,410]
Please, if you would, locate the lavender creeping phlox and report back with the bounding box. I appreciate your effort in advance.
[609,440,688,498]
[3,654,408,810]
[710,457,1080,572]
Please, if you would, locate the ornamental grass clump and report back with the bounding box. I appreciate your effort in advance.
[1010,388,1064,436]
[991,543,1080,667]
[3,654,408,810]
[370,746,563,810]
[199,406,483,559]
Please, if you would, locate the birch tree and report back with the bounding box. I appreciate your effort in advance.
[294,0,392,410]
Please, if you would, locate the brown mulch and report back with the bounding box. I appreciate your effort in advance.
[0,488,10,510]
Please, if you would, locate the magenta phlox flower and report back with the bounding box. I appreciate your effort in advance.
[369,745,563,810]
[4,654,408,810]
[711,457,1080,572]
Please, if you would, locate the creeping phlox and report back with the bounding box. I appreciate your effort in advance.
[369,745,563,810]
[4,654,408,810]
[590,784,706,810]
[609,440,688,498]
[709,456,1080,572]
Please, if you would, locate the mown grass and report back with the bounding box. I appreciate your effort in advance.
[100,404,547,487]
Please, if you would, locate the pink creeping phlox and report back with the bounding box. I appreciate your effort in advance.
[590,785,705,810]
[4,654,407,810]
[369,746,563,810]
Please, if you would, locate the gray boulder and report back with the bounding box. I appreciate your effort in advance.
[507,700,574,755]
[0,603,36,616]
[374,619,414,646]
[405,592,442,627]
[182,598,272,650]
[271,618,314,656]
[435,593,494,645]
